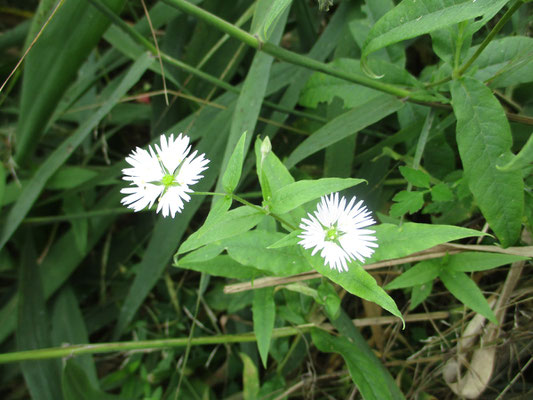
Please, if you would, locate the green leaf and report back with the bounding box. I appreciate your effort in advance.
[431,183,454,202]
[240,353,260,400]
[17,233,62,400]
[224,230,312,276]
[222,131,247,193]
[0,163,5,208]
[497,132,533,172]
[253,287,276,367]
[62,195,88,254]
[52,286,97,386]
[16,0,127,163]
[62,360,124,400]
[318,281,341,320]
[262,0,293,40]
[255,137,294,202]
[270,177,365,215]
[385,260,440,290]
[46,167,100,190]
[312,328,405,400]
[439,269,497,324]
[471,36,533,88]
[410,281,433,310]
[0,190,121,344]
[177,255,262,280]
[370,223,482,262]
[267,230,301,249]
[390,191,424,217]
[399,166,430,188]
[451,77,524,247]
[303,249,403,323]
[299,58,381,109]
[300,58,420,109]
[0,53,152,251]
[216,0,288,194]
[361,0,508,76]
[445,252,529,272]
[286,94,403,168]
[177,206,265,255]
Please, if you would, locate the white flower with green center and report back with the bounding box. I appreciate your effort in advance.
[121,134,209,218]
[298,192,378,272]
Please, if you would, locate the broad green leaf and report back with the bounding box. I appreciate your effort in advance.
[253,287,276,367]
[176,243,225,265]
[222,131,247,193]
[471,36,533,88]
[439,269,497,324]
[312,328,404,400]
[385,260,440,289]
[390,191,424,217]
[399,166,430,188]
[497,132,533,172]
[262,0,293,39]
[16,0,127,163]
[451,77,524,247]
[240,353,260,400]
[177,206,265,255]
[431,183,454,202]
[267,230,301,249]
[304,249,403,323]
[370,223,482,262]
[177,255,262,280]
[270,178,365,215]
[299,59,381,109]
[445,252,529,272]
[410,281,433,310]
[224,230,312,276]
[286,94,403,168]
[361,0,508,76]
[0,53,152,251]
[299,58,420,109]
[17,233,62,400]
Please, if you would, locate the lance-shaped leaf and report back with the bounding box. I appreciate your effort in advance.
[361,0,508,76]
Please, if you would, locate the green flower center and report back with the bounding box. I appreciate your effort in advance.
[325,226,339,242]
[161,174,176,187]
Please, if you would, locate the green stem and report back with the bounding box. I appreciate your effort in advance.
[160,0,432,102]
[0,324,317,364]
[192,191,298,230]
[86,0,320,123]
[455,0,522,77]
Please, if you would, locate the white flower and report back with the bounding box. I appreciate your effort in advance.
[298,192,378,272]
[121,133,209,218]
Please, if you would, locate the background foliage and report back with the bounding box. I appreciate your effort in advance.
[1,0,532,399]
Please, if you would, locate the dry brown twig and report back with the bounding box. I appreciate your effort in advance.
[223,243,533,294]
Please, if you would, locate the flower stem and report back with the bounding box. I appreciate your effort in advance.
[0,324,317,364]
[192,191,298,230]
